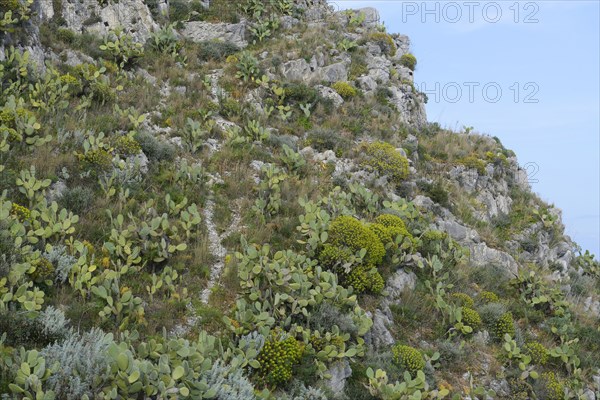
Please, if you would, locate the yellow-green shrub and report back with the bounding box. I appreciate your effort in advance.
[368,223,393,246]
[361,142,409,184]
[462,308,482,330]
[399,53,417,71]
[11,202,30,221]
[524,341,548,365]
[0,0,19,12]
[368,32,397,56]
[327,215,385,266]
[457,155,487,175]
[539,372,564,400]
[493,312,515,339]
[392,344,425,375]
[331,81,357,99]
[113,135,142,156]
[77,148,112,171]
[479,291,500,304]
[30,258,54,283]
[256,332,303,387]
[451,292,475,309]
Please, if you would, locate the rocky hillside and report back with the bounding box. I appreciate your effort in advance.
[0,0,598,399]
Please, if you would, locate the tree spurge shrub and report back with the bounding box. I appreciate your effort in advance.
[524,341,548,365]
[331,81,357,99]
[493,312,515,339]
[344,263,384,294]
[461,308,482,330]
[113,135,141,156]
[375,214,407,236]
[479,290,500,304]
[255,331,303,387]
[30,257,54,283]
[450,292,475,309]
[77,148,112,171]
[10,202,30,221]
[326,215,385,266]
[539,372,565,400]
[392,344,425,375]
[361,141,410,184]
[399,53,417,71]
[368,32,397,56]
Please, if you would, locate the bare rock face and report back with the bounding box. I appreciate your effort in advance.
[180,20,248,48]
[42,0,158,42]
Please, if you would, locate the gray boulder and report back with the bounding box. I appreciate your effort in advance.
[315,62,349,83]
[315,85,344,108]
[437,219,481,243]
[469,243,519,275]
[44,0,158,42]
[385,269,417,300]
[280,58,312,81]
[181,21,248,48]
[324,359,352,396]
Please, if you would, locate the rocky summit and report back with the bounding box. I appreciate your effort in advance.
[0,1,598,399]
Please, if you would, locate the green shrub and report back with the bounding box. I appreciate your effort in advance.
[457,155,487,175]
[197,40,240,62]
[30,257,55,283]
[235,51,261,83]
[135,131,175,162]
[77,148,112,171]
[331,81,357,99]
[56,28,76,44]
[361,141,409,184]
[256,332,303,387]
[113,135,142,156]
[537,372,564,400]
[0,0,19,12]
[374,214,410,239]
[344,263,370,293]
[367,223,393,246]
[348,53,368,80]
[343,264,384,294]
[399,53,417,71]
[391,344,425,375]
[478,291,500,304]
[327,215,385,266]
[11,202,31,221]
[368,32,397,56]
[168,0,191,22]
[369,270,384,294]
[284,82,319,104]
[461,308,482,330]
[58,186,95,214]
[450,292,475,309]
[493,312,515,339]
[417,180,449,208]
[524,341,548,365]
[304,128,351,156]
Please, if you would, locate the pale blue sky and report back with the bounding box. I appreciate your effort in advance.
[334,1,600,257]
